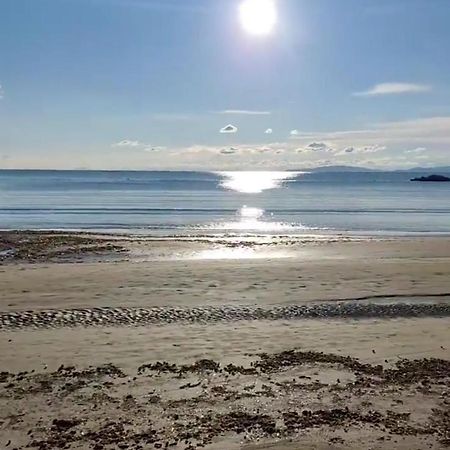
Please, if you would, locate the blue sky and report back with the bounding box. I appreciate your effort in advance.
[1,0,450,169]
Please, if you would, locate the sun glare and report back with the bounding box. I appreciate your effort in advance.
[239,0,277,36]
[217,171,299,193]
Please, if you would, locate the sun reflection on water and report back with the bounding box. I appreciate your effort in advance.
[194,171,313,236]
[203,205,305,232]
[216,171,302,193]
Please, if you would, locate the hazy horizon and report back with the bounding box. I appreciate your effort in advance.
[1,164,450,173]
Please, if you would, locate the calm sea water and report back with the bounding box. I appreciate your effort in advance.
[1,170,450,235]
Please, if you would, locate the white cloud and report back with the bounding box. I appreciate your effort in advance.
[335,145,386,156]
[306,142,333,152]
[113,140,166,152]
[405,147,427,154]
[180,142,288,157]
[290,117,450,146]
[220,147,238,155]
[295,142,335,153]
[265,128,273,134]
[290,129,299,136]
[113,140,142,147]
[143,146,167,152]
[220,124,238,134]
[353,82,431,97]
[218,110,271,115]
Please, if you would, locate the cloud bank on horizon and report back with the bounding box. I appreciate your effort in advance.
[100,115,449,171]
[3,115,449,170]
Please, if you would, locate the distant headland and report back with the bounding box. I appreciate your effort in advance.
[411,174,450,182]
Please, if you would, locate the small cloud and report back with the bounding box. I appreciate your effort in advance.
[312,159,334,167]
[297,142,335,153]
[353,82,431,97]
[405,147,427,154]
[265,128,273,134]
[113,140,141,148]
[362,145,386,153]
[307,142,330,151]
[144,146,167,152]
[0,84,4,99]
[220,124,238,134]
[335,145,386,156]
[290,129,299,136]
[218,110,271,115]
[113,140,166,152]
[220,147,238,155]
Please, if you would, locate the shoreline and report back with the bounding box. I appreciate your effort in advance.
[2,229,450,264]
[3,228,450,238]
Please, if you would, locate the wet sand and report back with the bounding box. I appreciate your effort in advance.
[2,234,450,312]
[1,232,450,449]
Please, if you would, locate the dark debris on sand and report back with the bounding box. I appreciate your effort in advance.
[0,231,126,264]
[1,350,449,449]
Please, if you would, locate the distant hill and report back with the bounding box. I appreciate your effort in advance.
[400,166,450,173]
[290,165,450,173]
[308,165,378,173]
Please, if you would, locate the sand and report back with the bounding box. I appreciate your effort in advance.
[2,236,450,312]
[0,233,450,449]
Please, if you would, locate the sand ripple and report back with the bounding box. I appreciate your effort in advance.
[1,300,450,330]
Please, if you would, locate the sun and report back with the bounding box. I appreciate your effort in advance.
[239,0,277,36]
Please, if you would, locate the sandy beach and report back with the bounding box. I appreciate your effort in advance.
[4,0,450,447]
[1,232,450,449]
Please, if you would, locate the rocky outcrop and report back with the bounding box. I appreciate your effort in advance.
[411,174,450,182]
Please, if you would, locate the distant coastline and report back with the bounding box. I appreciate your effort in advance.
[0,165,450,173]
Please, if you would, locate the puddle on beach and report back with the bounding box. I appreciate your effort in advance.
[129,242,302,262]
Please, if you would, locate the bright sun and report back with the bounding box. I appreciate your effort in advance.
[239,0,277,36]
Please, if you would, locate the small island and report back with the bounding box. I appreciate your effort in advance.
[411,174,450,182]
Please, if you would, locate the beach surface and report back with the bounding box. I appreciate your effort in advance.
[1,232,449,449]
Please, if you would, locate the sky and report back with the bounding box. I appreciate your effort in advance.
[1,0,450,170]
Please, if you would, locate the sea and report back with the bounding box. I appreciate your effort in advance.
[1,170,450,236]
